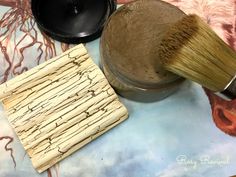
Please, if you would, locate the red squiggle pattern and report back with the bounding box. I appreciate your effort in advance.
[47,169,52,177]
[0,0,70,83]
[0,1,235,176]
[47,164,60,177]
[205,89,236,136]
[0,136,16,168]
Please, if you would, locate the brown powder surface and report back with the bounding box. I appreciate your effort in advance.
[101,0,186,85]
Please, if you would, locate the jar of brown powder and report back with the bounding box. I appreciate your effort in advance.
[100,0,186,102]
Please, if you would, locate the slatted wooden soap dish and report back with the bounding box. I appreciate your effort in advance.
[0,44,128,173]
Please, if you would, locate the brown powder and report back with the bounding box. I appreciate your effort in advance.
[101,0,186,86]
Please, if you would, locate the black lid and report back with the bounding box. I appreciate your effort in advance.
[31,0,116,44]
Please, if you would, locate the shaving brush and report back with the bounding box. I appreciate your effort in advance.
[158,14,236,100]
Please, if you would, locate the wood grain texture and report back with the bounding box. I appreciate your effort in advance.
[0,44,128,173]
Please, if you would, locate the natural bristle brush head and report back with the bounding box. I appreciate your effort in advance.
[159,14,199,65]
[158,14,236,99]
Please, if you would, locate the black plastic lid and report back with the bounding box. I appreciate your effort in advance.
[31,0,116,44]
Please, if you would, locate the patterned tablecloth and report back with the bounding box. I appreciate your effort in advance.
[0,0,236,177]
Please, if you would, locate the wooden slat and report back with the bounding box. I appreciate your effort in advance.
[0,44,128,173]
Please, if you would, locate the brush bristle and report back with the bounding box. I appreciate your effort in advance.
[159,14,236,92]
[159,14,199,64]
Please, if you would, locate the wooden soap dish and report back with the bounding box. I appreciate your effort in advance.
[0,44,128,173]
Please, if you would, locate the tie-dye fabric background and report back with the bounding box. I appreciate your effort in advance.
[0,0,236,176]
